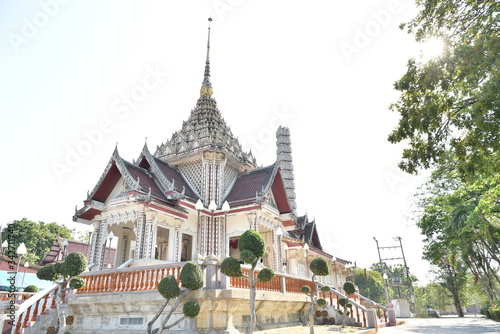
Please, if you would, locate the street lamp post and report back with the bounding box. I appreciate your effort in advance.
[16,243,27,273]
[62,239,69,260]
[107,231,115,268]
[283,243,288,273]
[383,273,390,303]
[21,262,29,290]
[16,243,27,289]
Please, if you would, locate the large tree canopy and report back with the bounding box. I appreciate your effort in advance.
[414,156,500,302]
[389,1,500,179]
[2,218,74,264]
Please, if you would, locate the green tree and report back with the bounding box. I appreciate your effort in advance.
[353,268,385,304]
[388,1,500,180]
[146,261,203,334]
[220,229,275,334]
[414,282,451,317]
[300,257,330,334]
[37,251,87,334]
[2,218,73,264]
[432,256,468,317]
[415,158,500,302]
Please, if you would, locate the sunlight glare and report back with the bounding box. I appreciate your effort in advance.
[419,37,445,62]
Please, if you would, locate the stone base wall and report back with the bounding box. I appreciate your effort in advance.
[67,289,311,334]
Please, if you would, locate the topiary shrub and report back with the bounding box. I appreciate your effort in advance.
[343,281,356,295]
[339,297,349,307]
[157,275,180,299]
[37,263,59,281]
[183,300,201,318]
[24,285,40,293]
[220,257,243,277]
[238,229,265,259]
[320,285,331,293]
[240,249,257,264]
[69,278,85,290]
[301,285,312,294]
[61,252,87,277]
[257,268,275,282]
[317,298,327,307]
[180,262,203,290]
[148,262,204,334]
[310,258,329,276]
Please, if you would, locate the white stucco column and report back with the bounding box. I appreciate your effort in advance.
[88,221,100,265]
[134,213,145,259]
[96,220,108,269]
[142,216,154,259]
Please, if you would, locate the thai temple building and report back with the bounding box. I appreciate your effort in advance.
[5,20,395,334]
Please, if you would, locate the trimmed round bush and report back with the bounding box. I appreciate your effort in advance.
[158,275,180,299]
[310,257,329,276]
[61,252,87,277]
[316,298,327,307]
[339,297,348,307]
[240,249,257,264]
[69,277,85,289]
[238,230,265,259]
[320,285,331,293]
[301,285,311,294]
[257,268,275,283]
[24,285,39,293]
[180,262,203,290]
[183,300,201,318]
[53,261,63,274]
[220,257,243,278]
[37,263,59,281]
[343,281,356,295]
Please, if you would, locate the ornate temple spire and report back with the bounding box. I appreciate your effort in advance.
[155,17,256,171]
[200,17,213,97]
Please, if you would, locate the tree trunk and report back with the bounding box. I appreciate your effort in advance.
[147,298,170,334]
[56,285,67,334]
[451,289,464,317]
[246,264,257,334]
[309,274,318,334]
[308,293,315,334]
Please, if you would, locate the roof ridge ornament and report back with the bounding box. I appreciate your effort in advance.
[200,17,213,97]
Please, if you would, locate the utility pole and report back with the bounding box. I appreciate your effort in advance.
[373,237,390,303]
[395,236,416,305]
[373,236,415,308]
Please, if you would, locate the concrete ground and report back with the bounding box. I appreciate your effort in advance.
[254,324,372,334]
[379,315,499,334]
[254,315,499,334]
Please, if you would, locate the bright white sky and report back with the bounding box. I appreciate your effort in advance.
[0,1,437,283]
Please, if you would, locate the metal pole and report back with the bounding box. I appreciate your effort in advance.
[396,236,415,305]
[374,237,390,303]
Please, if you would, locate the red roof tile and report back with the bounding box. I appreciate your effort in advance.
[154,158,198,199]
[225,164,275,203]
[125,162,166,200]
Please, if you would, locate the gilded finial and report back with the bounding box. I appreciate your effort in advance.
[200,17,213,97]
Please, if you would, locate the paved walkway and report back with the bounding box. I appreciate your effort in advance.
[379,316,499,333]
